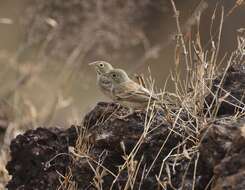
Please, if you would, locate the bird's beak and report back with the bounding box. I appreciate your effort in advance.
[88,61,97,66]
[89,61,101,74]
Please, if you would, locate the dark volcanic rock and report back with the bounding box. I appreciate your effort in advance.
[6,102,198,190]
[199,118,245,190]
[6,127,77,190]
[5,101,245,190]
[211,119,245,190]
[73,102,198,189]
[205,64,245,116]
[199,119,241,168]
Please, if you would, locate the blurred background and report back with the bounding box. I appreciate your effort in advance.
[0,0,244,135]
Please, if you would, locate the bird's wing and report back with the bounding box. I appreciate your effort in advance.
[113,81,158,103]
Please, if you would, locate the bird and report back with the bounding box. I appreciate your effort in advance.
[89,61,114,99]
[105,69,159,115]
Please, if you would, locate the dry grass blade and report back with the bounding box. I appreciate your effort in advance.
[227,0,245,16]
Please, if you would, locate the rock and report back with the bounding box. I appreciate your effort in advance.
[199,118,242,169]
[5,102,245,189]
[6,127,77,190]
[70,102,200,189]
[6,102,199,189]
[205,64,245,116]
[211,119,245,190]
[198,118,245,190]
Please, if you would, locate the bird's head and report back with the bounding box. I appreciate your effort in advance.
[89,61,113,75]
[107,69,130,85]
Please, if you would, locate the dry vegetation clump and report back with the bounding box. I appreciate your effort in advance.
[0,1,207,188]
[4,1,245,190]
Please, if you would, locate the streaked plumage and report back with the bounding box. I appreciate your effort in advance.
[106,69,158,111]
[89,61,114,99]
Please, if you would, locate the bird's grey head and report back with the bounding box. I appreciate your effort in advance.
[89,61,113,75]
[107,69,130,85]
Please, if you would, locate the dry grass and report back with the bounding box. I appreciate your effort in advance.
[0,0,244,189]
[60,1,245,189]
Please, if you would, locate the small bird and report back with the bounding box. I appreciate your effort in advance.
[89,61,114,99]
[105,69,158,114]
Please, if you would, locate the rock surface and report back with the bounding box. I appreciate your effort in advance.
[6,101,245,190]
[6,127,77,190]
[205,64,245,116]
[5,64,245,190]
[211,119,245,190]
[76,102,195,189]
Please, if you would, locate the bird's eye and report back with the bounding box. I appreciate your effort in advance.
[99,64,104,67]
[112,74,116,78]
